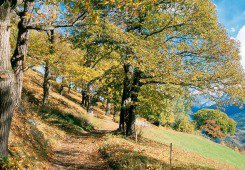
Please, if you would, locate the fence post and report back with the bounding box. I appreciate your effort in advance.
[135,124,137,143]
[170,143,172,170]
[162,145,165,169]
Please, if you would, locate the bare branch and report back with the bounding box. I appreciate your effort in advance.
[26,11,87,31]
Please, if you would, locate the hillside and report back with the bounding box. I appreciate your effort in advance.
[6,70,245,170]
[230,111,245,149]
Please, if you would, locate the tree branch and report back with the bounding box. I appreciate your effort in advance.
[145,23,185,39]
[26,11,87,31]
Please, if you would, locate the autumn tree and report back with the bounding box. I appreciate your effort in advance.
[0,0,18,158]
[11,0,90,106]
[106,0,244,136]
[95,67,124,116]
[11,0,35,104]
[26,30,81,105]
[137,85,190,127]
[201,119,225,139]
[71,21,122,115]
[194,109,236,138]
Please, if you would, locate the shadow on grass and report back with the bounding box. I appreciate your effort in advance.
[40,107,94,135]
[39,107,117,137]
[100,146,217,170]
[22,88,40,106]
[63,92,81,105]
[100,147,167,170]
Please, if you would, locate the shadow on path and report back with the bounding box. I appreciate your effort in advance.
[49,130,115,170]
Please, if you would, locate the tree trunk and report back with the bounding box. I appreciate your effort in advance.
[126,105,136,136]
[68,83,71,94]
[87,84,94,116]
[0,2,17,158]
[125,68,141,136]
[42,30,54,106]
[59,84,64,95]
[119,64,134,132]
[105,99,111,115]
[119,86,127,132]
[59,77,64,95]
[81,90,87,107]
[11,0,34,103]
[42,60,50,106]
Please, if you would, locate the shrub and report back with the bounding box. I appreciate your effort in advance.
[201,119,224,139]
[174,116,195,133]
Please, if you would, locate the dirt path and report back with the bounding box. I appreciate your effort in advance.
[49,131,112,170]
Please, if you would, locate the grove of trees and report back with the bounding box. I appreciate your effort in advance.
[0,0,244,158]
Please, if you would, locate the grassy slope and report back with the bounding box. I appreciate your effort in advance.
[7,69,245,169]
[143,127,245,169]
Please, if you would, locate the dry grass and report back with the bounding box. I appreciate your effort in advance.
[9,103,52,169]
[101,136,236,170]
[23,70,118,131]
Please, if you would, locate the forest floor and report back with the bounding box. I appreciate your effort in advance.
[6,69,245,170]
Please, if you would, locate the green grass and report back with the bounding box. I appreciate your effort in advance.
[100,141,217,170]
[143,127,245,170]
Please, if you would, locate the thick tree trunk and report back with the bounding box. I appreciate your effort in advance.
[119,64,141,136]
[105,99,111,115]
[119,86,127,132]
[119,64,133,132]
[42,60,50,106]
[126,105,136,136]
[0,2,17,158]
[11,0,34,103]
[125,68,141,136]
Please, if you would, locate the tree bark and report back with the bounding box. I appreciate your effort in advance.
[0,1,17,157]
[81,89,87,107]
[11,0,34,103]
[87,84,94,116]
[119,64,133,133]
[68,83,71,94]
[42,29,54,106]
[119,85,127,132]
[42,60,50,106]
[59,77,64,95]
[105,99,111,115]
[59,84,64,95]
[125,68,141,136]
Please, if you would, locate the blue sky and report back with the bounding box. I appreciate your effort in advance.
[213,0,245,68]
